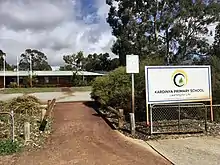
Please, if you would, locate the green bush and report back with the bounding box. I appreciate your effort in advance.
[91,67,131,111]
[91,55,164,115]
[9,82,18,88]
[0,140,22,155]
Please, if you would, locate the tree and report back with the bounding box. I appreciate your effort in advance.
[84,53,119,71]
[106,0,220,65]
[61,51,86,86]
[0,50,13,70]
[61,52,120,72]
[109,58,120,71]
[213,23,220,57]
[19,49,52,71]
[210,23,220,103]
[83,53,99,71]
[0,50,6,70]
[61,51,85,71]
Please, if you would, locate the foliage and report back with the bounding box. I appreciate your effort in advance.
[9,82,18,88]
[19,49,52,71]
[0,140,22,155]
[22,74,37,87]
[60,51,120,72]
[91,55,164,113]
[213,23,220,58]
[61,51,84,71]
[91,67,131,110]
[0,50,14,71]
[0,96,53,154]
[3,95,41,115]
[210,56,220,103]
[106,0,220,65]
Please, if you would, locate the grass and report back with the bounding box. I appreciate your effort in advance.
[0,86,92,94]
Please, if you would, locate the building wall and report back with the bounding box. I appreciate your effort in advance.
[0,77,3,88]
[0,75,100,88]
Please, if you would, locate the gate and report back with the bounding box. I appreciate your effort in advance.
[149,103,207,134]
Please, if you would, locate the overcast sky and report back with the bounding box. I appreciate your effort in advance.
[0,0,116,66]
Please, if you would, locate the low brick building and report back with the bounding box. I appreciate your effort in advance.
[0,71,105,88]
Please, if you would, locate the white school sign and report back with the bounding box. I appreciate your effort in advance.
[145,66,212,104]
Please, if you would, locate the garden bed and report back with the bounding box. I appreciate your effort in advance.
[98,108,220,141]
[0,95,53,155]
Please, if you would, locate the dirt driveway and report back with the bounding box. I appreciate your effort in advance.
[1,102,170,165]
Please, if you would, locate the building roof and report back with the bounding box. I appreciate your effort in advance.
[0,71,105,77]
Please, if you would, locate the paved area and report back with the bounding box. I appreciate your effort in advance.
[0,91,92,102]
[1,102,170,165]
[148,136,220,165]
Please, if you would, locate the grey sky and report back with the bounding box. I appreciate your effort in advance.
[0,0,116,66]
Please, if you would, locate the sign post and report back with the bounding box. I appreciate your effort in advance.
[145,65,212,122]
[126,55,139,135]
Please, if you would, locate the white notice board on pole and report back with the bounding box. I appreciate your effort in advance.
[126,55,139,73]
[145,65,212,104]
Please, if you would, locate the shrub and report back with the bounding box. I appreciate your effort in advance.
[91,67,131,111]
[5,95,41,115]
[91,55,164,115]
[9,82,18,88]
[0,140,22,155]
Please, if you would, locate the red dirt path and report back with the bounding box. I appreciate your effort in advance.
[1,102,170,165]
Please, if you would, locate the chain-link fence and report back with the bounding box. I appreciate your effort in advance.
[150,103,207,134]
[205,105,220,123]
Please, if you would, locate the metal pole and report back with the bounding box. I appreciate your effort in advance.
[132,73,135,114]
[30,55,32,87]
[3,54,5,89]
[17,55,19,87]
[11,110,15,142]
[150,105,153,134]
[130,73,135,135]
[210,99,213,122]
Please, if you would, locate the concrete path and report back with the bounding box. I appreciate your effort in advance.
[148,136,220,165]
[0,91,92,102]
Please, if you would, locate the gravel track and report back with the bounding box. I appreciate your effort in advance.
[0,102,170,165]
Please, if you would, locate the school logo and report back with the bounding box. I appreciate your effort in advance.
[172,70,187,87]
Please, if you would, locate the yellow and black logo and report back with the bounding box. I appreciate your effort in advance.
[172,70,188,87]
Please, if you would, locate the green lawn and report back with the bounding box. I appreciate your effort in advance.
[0,86,92,94]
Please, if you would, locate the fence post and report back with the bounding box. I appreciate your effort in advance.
[205,106,208,132]
[118,109,124,128]
[47,100,51,109]
[41,108,47,122]
[150,105,153,135]
[11,111,15,142]
[130,113,135,135]
[24,122,30,142]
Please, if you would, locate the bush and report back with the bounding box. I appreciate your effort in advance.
[4,95,41,115]
[91,67,131,111]
[91,55,164,115]
[0,140,22,155]
[9,82,18,88]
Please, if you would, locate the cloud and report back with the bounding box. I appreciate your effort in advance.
[0,0,115,66]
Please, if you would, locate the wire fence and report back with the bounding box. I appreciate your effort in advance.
[205,105,220,122]
[0,111,15,142]
[150,103,209,134]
